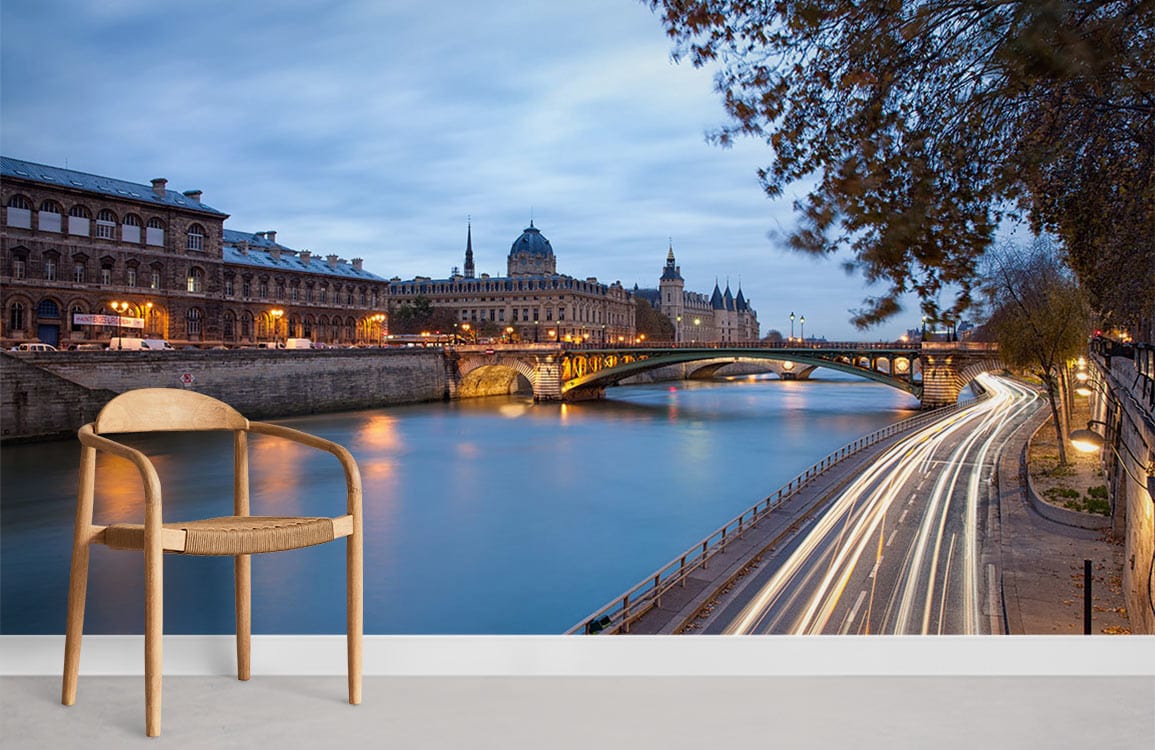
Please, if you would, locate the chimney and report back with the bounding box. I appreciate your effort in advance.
[150,178,167,197]
[266,230,276,244]
[352,258,363,271]
[182,189,203,202]
[238,241,249,255]
[300,250,312,265]
[327,254,339,268]
[269,247,281,262]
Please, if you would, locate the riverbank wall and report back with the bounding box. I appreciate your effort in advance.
[1,349,450,442]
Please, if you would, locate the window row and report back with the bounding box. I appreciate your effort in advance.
[6,195,208,251]
[222,275,380,307]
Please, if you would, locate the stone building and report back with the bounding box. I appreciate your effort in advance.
[635,245,759,343]
[387,221,636,345]
[1,157,390,348]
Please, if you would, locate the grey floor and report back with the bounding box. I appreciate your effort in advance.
[2,676,1153,749]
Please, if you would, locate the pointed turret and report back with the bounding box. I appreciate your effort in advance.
[464,219,475,279]
[710,281,725,310]
[723,283,735,311]
[735,286,748,312]
[660,240,683,281]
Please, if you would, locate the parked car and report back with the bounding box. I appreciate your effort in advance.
[107,337,175,351]
[12,342,58,352]
[75,343,105,351]
[284,338,313,350]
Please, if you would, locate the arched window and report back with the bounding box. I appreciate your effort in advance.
[145,217,165,247]
[186,223,205,252]
[67,205,91,236]
[69,305,85,332]
[240,312,253,339]
[96,209,117,240]
[9,302,25,331]
[6,195,32,228]
[186,266,204,293]
[223,311,236,339]
[38,200,62,233]
[37,299,60,318]
[186,307,203,337]
[150,264,163,289]
[120,212,142,243]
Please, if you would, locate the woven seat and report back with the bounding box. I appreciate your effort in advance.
[103,515,347,555]
[62,388,363,737]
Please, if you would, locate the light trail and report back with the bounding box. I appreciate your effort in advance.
[722,374,1040,635]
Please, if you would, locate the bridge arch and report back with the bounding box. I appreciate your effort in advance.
[455,355,537,397]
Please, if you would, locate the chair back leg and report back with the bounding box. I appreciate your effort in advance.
[347,526,363,705]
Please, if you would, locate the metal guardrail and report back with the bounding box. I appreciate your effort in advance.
[567,392,990,635]
[1091,336,1155,411]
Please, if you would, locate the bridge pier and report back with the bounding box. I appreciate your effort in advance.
[532,358,562,401]
[919,354,964,408]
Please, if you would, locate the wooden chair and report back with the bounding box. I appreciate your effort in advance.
[61,388,363,736]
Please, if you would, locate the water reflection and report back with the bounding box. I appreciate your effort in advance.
[2,373,918,634]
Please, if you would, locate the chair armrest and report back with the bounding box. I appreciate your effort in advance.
[247,422,363,517]
[78,424,163,512]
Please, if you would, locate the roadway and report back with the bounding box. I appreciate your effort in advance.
[702,373,1044,635]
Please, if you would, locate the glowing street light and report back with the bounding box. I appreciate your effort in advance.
[800,315,806,342]
[109,300,130,348]
[790,311,795,341]
[269,307,284,348]
[370,313,386,347]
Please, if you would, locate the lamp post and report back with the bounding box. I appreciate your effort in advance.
[505,326,514,344]
[789,311,795,342]
[270,308,284,348]
[144,301,153,337]
[800,315,806,343]
[693,317,701,343]
[370,313,386,347]
[110,300,129,348]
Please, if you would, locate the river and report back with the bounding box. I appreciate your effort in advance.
[1,372,920,634]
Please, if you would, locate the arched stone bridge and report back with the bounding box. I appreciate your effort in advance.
[447,341,1001,409]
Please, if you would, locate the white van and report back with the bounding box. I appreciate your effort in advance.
[13,342,57,352]
[107,337,175,351]
[284,338,313,350]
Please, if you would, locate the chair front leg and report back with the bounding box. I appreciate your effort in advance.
[61,542,90,706]
[347,527,363,705]
[235,554,251,680]
[144,530,163,736]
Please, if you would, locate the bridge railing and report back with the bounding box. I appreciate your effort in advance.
[567,392,990,635]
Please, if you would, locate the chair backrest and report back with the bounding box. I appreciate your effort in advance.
[93,388,249,434]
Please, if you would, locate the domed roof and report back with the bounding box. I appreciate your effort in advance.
[509,221,554,258]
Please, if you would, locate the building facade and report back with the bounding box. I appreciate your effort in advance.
[386,221,636,345]
[1,157,391,349]
[635,245,759,343]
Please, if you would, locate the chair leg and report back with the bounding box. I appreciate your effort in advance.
[144,538,163,736]
[347,530,363,705]
[61,542,90,706]
[235,554,251,681]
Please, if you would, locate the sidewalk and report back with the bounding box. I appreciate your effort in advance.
[997,410,1131,635]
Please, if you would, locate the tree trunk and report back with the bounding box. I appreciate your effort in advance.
[1045,370,1069,466]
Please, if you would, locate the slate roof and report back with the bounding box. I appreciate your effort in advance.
[509,221,555,258]
[222,229,387,281]
[1,156,227,216]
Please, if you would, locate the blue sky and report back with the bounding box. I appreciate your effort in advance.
[2,0,924,340]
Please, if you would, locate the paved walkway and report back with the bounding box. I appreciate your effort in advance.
[997,411,1131,635]
[624,398,1132,635]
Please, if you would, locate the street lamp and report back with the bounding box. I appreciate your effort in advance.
[270,308,284,348]
[505,326,514,343]
[789,311,795,342]
[370,313,386,347]
[799,315,806,342]
[110,300,129,348]
[461,322,471,344]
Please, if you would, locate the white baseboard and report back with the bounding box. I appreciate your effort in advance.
[3,635,1152,677]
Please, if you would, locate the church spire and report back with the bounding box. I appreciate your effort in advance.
[464,217,475,279]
